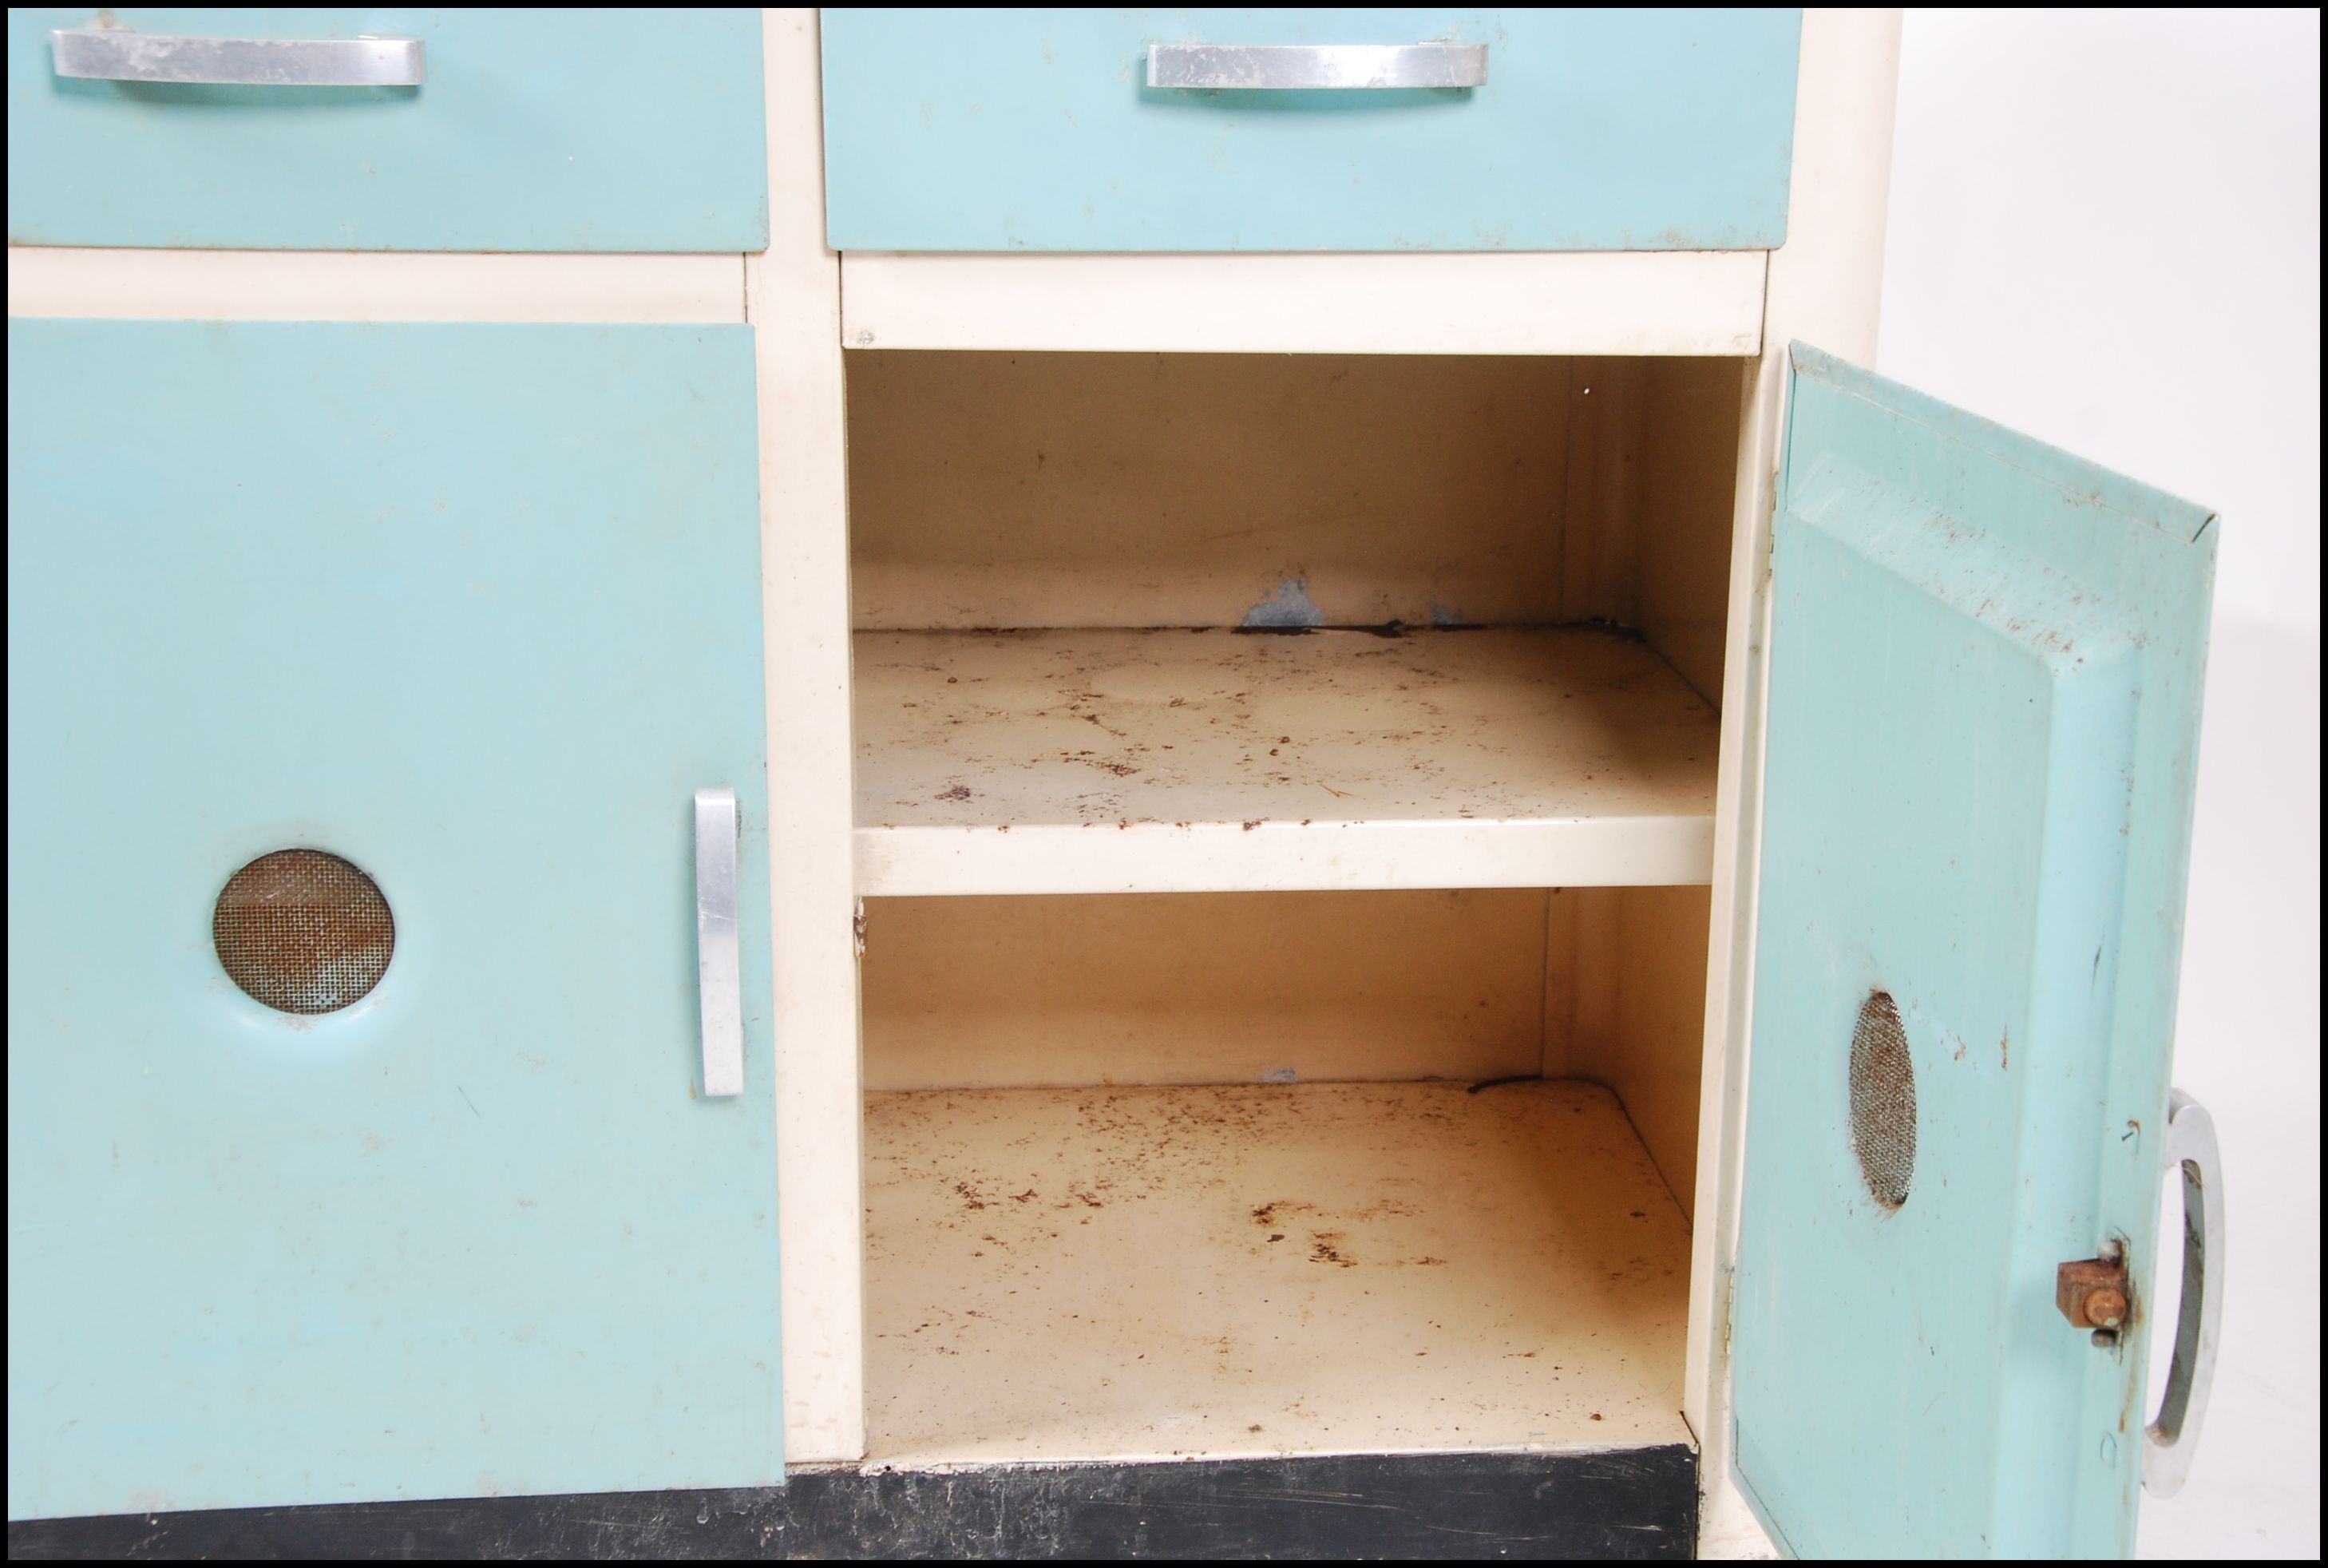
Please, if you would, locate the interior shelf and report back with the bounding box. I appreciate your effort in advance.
[864,1078,1693,1468]
[853,627,1720,896]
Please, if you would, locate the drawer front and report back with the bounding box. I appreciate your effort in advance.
[5,9,767,251]
[6,320,781,1517]
[822,8,1801,253]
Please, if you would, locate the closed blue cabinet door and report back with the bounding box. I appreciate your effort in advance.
[820,8,1801,251]
[1732,347,2216,1557]
[6,321,780,1519]
[6,9,768,250]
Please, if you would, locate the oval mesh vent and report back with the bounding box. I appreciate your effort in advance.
[1847,990,1917,1210]
[213,849,394,1015]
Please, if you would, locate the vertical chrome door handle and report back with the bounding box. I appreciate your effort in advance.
[694,788,742,1099]
[2143,1089,2223,1496]
[49,29,426,87]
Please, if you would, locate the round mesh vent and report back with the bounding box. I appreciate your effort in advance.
[213,850,394,1015]
[1847,990,1917,1210]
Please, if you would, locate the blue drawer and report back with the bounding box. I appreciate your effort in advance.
[822,8,1801,252]
[5,9,767,251]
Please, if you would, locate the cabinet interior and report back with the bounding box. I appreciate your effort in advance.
[847,349,1744,1465]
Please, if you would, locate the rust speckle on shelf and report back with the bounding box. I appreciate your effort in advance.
[1309,1233,1358,1269]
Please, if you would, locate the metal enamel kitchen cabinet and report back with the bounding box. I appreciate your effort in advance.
[6,10,2224,1561]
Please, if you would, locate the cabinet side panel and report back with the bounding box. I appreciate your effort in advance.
[1639,359,1749,704]
[1570,887,1711,1218]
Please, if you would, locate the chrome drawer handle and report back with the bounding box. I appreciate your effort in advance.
[2143,1089,2223,1497]
[694,788,743,1099]
[1146,42,1487,91]
[49,28,425,87]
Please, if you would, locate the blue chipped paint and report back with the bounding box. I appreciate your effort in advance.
[1429,602,1468,628]
[1241,576,1324,630]
[1261,1067,1298,1084]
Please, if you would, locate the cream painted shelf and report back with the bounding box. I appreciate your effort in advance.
[863,1079,1693,1467]
[853,627,1720,895]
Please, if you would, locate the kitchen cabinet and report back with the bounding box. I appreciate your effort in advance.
[6,10,2223,1560]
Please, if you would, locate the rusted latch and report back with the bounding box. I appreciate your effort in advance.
[2057,1247,2132,1348]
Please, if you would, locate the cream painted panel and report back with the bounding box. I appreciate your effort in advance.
[752,8,864,1467]
[1570,885,1714,1218]
[849,350,1745,662]
[861,890,1547,1091]
[841,250,1765,356]
[1639,360,1750,704]
[848,351,1574,632]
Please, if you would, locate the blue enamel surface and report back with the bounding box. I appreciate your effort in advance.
[820,8,1799,251]
[1732,347,2215,1558]
[6,10,767,250]
[6,321,779,1518]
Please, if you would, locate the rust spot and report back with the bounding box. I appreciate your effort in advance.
[936,783,973,802]
[1308,1233,1358,1268]
[2057,1255,2132,1331]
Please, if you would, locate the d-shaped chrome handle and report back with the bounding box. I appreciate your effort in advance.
[2143,1089,2223,1497]
[1146,43,1487,91]
[49,28,425,87]
[694,789,742,1099]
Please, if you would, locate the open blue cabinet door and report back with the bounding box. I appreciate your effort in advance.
[1732,346,2216,1558]
[6,322,780,1517]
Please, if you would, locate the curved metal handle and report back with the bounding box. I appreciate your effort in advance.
[50,29,425,87]
[1147,43,1487,91]
[694,789,743,1099]
[2143,1089,2223,1496]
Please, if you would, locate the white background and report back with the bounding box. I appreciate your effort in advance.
[1880,9,2320,1558]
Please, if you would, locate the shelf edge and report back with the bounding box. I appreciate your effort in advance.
[854,816,1716,897]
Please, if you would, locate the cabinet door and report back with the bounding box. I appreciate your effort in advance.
[1732,346,2215,1557]
[6,321,779,1519]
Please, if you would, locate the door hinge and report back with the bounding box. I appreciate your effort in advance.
[852,897,867,958]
